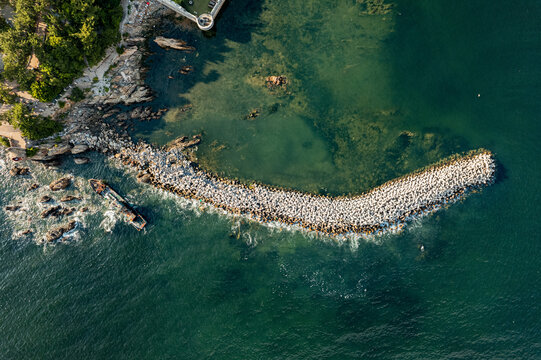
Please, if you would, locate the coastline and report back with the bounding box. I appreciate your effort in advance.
[3,0,496,240]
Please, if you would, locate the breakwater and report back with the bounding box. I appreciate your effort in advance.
[68,127,495,236]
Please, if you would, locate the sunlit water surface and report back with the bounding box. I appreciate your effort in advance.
[1,0,540,358]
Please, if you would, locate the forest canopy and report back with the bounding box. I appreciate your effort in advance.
[0,0,122,102]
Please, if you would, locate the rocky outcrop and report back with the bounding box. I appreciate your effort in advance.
[45,220,76,243]
[136,172,152,183]
[266,75,288,89]
[40,205,61,218]
[60,195,80,202]
[40,195,52,203]
[71,144,89,154]
[130,106,168,121]
[10,166,30,176]
[47,144,72,157]
[49,177,71,191]
[154,36,195,51]
[166,135,201,151]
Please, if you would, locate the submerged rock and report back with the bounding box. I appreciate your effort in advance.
[60,195,80,202]
[73,157,90,165]
[45,220,76,243]
[266,75,288,89]
[10,166,29,176]
[49,177,71,191]
[40,195,52,203]
[154,36,195,51]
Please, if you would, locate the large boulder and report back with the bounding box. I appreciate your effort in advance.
[71,144,89,154]
[40,205,61,218]
[30,147,53,161]
[154,36,195,51]
[45,220,76,243]
[49,177,71,191]
[47,143,72,157]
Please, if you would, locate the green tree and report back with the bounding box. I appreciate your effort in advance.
[4,102,63,140]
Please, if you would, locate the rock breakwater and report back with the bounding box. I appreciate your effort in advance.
[69,128,496,237]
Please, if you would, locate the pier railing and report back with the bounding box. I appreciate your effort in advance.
[154,0,227,31]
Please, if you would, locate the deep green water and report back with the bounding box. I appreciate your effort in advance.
[1,0,541,358]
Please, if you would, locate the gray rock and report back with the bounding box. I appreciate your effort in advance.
[45,220,76,242]
[71,144,89,154]
[49,177,71,191]
[10,166,30,176]
[73,157,90,165]
[40,205,61,218]
[60,195,80,202]
[47,144,72,157]
[40,195,52,203]
[154,36,195,51]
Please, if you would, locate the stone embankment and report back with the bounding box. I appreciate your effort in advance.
[68,127,496,236]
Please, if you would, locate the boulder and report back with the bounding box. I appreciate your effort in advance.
[71,144,89,154]
[40,205,61,218]
[40,195,52,203]
[49,177,71,191]
[47,143,72,157]
[136,172,152,184]
[45,220,76,242]
[154,36,195,51]
[5,205,20,211]
[60,195,80,202]
[266,75,288,89]
[28,183,39,191]
[73,157,90,165]
[30,148,53,161]
[9,166,30,176]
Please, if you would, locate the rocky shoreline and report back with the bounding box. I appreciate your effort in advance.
[2,0,496,241]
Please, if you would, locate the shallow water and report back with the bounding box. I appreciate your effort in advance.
[2,0,541,358]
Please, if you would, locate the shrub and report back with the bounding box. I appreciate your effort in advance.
[58,100,66,108]
[25,147,38,157]
[0,136,10,147]
[4,103,63,140]
[68,87,85,102]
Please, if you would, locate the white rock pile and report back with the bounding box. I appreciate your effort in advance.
[69,129,496,236]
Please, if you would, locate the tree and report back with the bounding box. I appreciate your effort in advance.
[3,103,63,140]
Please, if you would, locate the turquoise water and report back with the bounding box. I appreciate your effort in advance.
[2,0,541,358]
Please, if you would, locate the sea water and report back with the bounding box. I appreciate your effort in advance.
[1,0,540,358]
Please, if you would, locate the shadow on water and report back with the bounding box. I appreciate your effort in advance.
[135,0,266,136]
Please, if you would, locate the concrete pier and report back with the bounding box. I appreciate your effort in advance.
[154,0,227,30]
